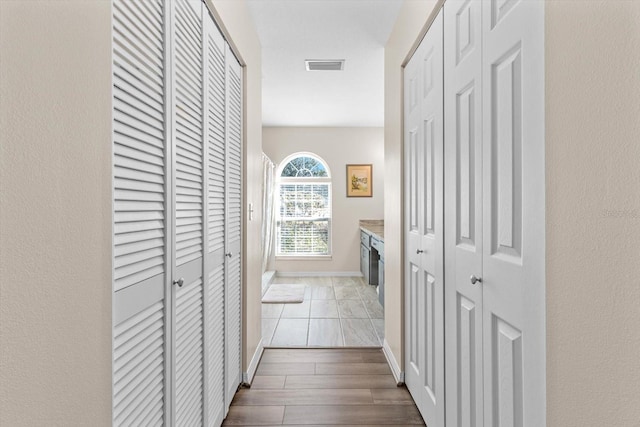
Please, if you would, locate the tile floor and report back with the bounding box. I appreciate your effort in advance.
[262,276,385,347]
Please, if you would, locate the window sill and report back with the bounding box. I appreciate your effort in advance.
[275,255,333,261]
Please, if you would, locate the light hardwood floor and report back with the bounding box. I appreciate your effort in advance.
[222,348,425,426]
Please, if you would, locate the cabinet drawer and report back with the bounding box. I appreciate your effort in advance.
[360,230,371,248]
[371,236,384,252]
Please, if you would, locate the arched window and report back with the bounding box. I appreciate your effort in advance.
[276,153,332,256]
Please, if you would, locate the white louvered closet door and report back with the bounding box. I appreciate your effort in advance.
[113,0,243,425]
[171,0,205,425]
[112,0,168,425]
[203,12,227,427]
[224,45,243,409]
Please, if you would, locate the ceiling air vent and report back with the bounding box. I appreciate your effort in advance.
[305,59,345,71]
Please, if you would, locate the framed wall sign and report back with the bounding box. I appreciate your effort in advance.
[346,164,373,197]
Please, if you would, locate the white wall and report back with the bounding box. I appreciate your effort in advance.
[0,1,113,425]
[263,127,384,274]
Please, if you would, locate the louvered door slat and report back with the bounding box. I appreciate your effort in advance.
[114,145,164,170]
[114,3,163,53]
[116,0,163,37]
[114,73,163,112]
[114,121,164,151]
[114,111,164,143]
[113,40,163,89]
[114,91,164,128]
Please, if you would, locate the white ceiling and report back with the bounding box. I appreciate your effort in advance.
[246,0,404,127]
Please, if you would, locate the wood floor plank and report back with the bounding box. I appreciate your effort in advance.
[284,375,397,389]
[256,362,316,376]
[250,376,286,389]
[370,388,416,405]
[232,388,373,406]
[359,350,387,363]
[226,349,423,426]
[282,404,425,425]
[222,405,285,425]
[315,362,391,376]
[261,348,383,364]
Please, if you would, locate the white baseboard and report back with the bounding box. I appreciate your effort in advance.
[382,338,404,385]
[243,338,264,385]
[276,271,363,277]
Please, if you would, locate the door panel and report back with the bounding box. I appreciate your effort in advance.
[171,0,205,425]
[225,44,243,409]
[444,0,484,425]
[174,277,204,426]
[404,25,423,396]
[203,11,227,427]
[112,0,168,424]
[404,9,444,427]
[112,0,166,295]
[423,271,436,402]
[408,263,421,373]
[113,285,165,426]
[482,1,545,426]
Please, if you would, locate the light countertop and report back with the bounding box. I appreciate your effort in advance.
[359,219,384,241]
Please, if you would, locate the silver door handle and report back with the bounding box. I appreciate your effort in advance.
[416,249,424,254]
[470,275,482,285]
[226,252,233,258]
[173,277,184,287]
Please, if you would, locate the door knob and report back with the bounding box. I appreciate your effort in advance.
[226,252,233,258]
[173,277,184,287]
[470,275,482,285]
[416,249,424,254]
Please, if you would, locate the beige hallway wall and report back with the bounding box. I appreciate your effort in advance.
[0,1,113,425]
[545,1,640,425]
[263,126,384,274]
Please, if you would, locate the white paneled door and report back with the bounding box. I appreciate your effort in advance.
[481,0,545,425]
[112,0,243,425]
[444,0,484,425]
[404,9,445,427]
[443,0,546,426]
